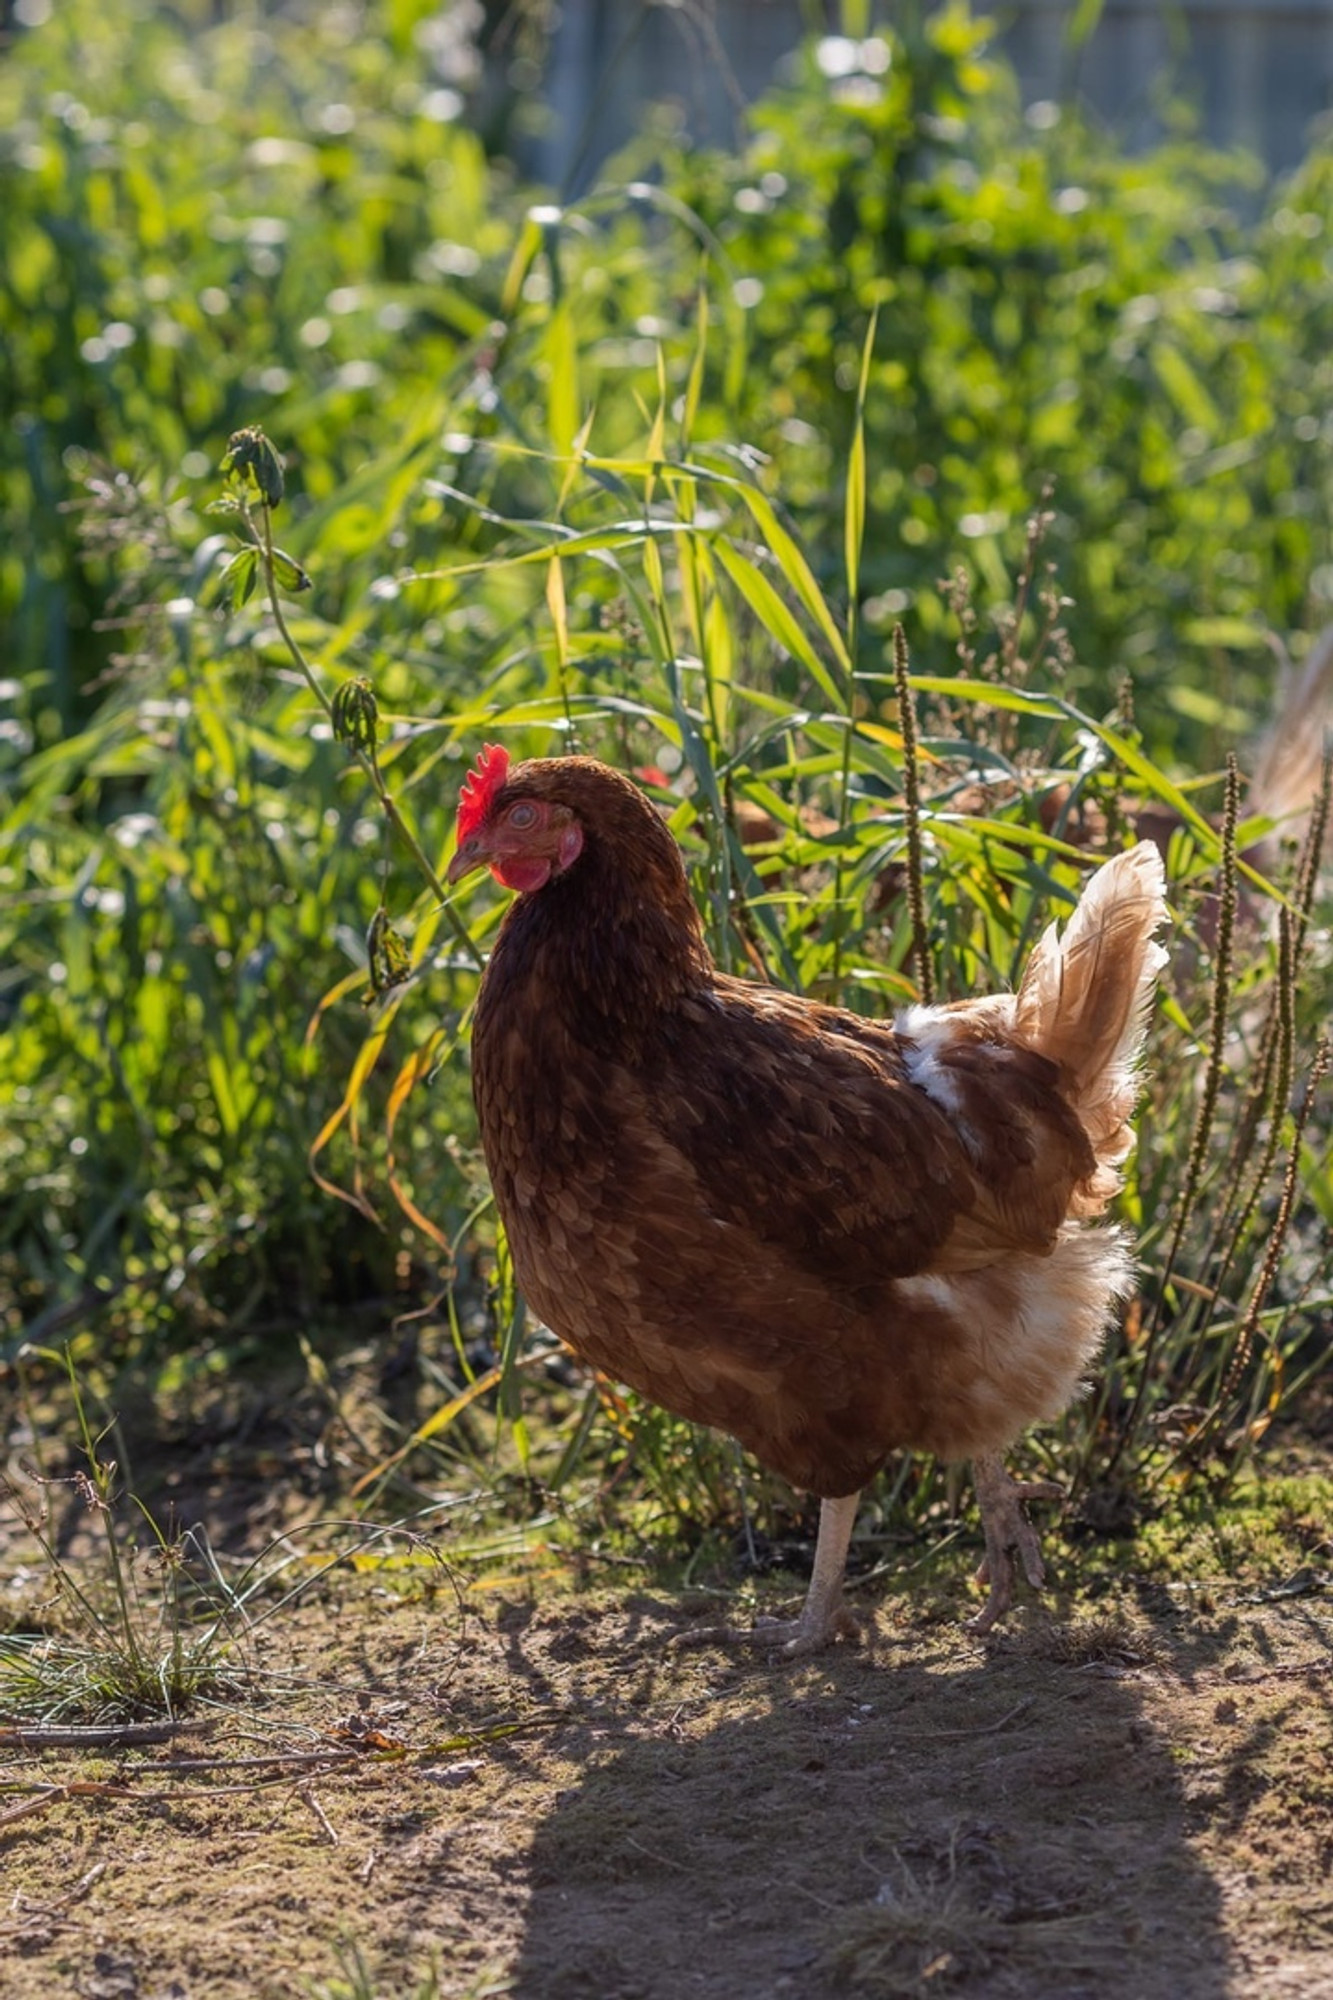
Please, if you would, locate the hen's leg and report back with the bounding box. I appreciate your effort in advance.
[676,1492,862,1658]
[967,1452,1063,1635]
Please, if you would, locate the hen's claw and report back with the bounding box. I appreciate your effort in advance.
[673,1602,861,1659]
[967,1453,1064,1635]
[671,1491,862,1660]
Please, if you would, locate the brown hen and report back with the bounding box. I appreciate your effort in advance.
[447,748,1169,1654]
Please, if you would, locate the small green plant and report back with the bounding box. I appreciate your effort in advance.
[308,1941,446,2000]
[0,1352,250,1721]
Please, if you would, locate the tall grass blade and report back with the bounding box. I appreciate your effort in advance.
[894,624,935,1006]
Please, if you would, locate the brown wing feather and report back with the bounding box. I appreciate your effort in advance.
[653,979,974,1288]
[892,1010,1099,1264]
[476,1027,967,1495]
[476,968,1095,1383]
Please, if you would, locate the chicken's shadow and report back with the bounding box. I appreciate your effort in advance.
[507,1619,1232,2000]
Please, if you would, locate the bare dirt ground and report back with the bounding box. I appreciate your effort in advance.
[4,1487,1333,2000]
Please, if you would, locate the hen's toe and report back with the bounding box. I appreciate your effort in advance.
[968,1457,1064,1634]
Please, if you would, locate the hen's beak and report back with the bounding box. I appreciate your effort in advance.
[446,838,488,886]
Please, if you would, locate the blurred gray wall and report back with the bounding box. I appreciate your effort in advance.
[526,0,1333,192]
[1009,0,1333,169]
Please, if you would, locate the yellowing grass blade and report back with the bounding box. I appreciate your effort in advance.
[348,1364,505,1498]
[385,1031,452,1256]
[844,310,877,616]
[714,540,845,710]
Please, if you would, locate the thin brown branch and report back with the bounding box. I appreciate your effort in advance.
[0,1719,220,1751]
[299,1784,340,1846]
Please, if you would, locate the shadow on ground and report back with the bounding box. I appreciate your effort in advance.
[500,1606,1235,2000]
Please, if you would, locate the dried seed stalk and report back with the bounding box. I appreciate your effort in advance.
[1210,747,1329,1264]
[1156,756,1241,1313]
[1207,907,1297,1318]
[1112,757,1240,1463]
[1212,1033,1329,1419]
[1290,748,1331,966]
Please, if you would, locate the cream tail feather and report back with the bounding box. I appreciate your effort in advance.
[960,842,1170,1635]
[1013,840,1170,1211]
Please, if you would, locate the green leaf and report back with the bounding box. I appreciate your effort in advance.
[222,426,285,506]
[364,908,412,1003]
[331,677,379,752]
[1066,0,1105,49]
[681,281,708,448]
[1150,342,1219,433]
[206,1049,240,1138]
[713,540,845,711]
[844,308,876,618]
[733,485,852,679]
[1180,618,1270,650]
[219,547,258,610]
[546,300,579,461]
[270,547,312,594]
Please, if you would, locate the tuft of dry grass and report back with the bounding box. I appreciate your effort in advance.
[1014,1611,1166,1671]
[824,1828,1120,1998]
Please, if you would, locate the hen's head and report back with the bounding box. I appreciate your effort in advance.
[447,748,685,900]
[447,744,584,894]
[449,749,710,1003]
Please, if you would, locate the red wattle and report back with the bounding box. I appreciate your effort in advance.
[491,857,553,894]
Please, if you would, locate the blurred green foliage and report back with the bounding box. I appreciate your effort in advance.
[1,2,1328,1521]
[649,22,1333,747]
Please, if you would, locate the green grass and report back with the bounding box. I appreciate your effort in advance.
[307,1943,448,2000]
[1,1354,250,1720]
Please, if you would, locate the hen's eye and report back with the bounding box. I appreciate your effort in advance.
[507,801,539,831]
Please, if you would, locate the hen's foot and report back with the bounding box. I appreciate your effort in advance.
[672,1491,862,1660]
[967,1452,1063,1636]
[673,1602,861,1659]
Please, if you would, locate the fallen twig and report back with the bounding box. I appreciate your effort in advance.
[907,1697,1037,1741]
[0,1711,571,1839]
[0,1720,219,1750]
[0,1788,73,1831]
[158,1747,369,1775]
[0,1860,108,1939]
[299,1783,340,1846]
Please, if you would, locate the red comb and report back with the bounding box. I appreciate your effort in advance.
[456,742,511,843]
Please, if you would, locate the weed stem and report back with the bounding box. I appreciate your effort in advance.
[251,499,481,970]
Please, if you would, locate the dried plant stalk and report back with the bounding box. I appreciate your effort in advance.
[1112,756,1240,1464]
[1156,756,1241,1313]
[1290,749,1332,965]
[1211,1033,1329,1423]
[1207,907,1297,1322]
[1210,746,1329,1268]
